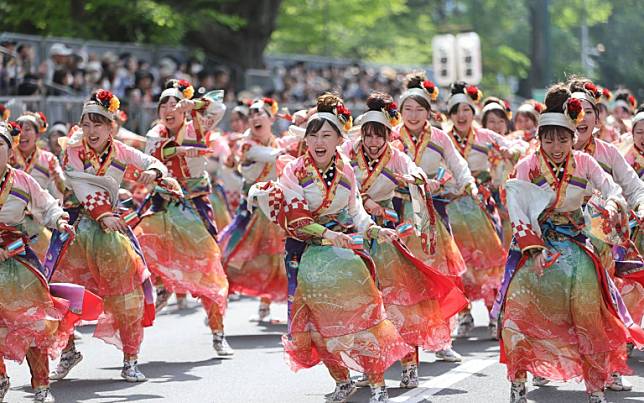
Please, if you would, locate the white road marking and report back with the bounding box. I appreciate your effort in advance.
[390,358,497,402]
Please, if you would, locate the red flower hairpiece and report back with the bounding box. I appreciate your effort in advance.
[466,85,481,102]
[565,98,585,124]
[384,101,400,126]
[95,89,120,113]
[601,88,613,101]
[334,102,353,131]
[422,80,439,101]
[37,112,48,132]
[628,95,637,108]
[7,121,21,136]
[175,80,194,99]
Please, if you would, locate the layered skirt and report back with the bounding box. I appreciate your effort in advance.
[447,195,506,306]
[136,198,228,316]
[219,203,287,301]
[282,244,411,374]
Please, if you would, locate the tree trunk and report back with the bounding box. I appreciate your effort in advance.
[184,0,282,87]
[519,0,549,98]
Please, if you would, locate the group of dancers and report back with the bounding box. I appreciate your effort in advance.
[0,70,642,403]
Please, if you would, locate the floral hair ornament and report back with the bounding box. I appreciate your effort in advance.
[599,87,612,104]
[0,120,21,148]
[399,79,439,107]
[81,89,120,121]
[355,100,400,130]
[250,97,279,117]
[160,79,194,102]
[447,83,482,113]
[538,97,584,133]
[307,101,353,134]
[17,111,48,133]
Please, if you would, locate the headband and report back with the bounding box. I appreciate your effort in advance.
[538,112,577,132]
[571,91,597,106]
[307,112,344,134]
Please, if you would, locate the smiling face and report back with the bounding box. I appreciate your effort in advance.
[575,98,598,147]
[305,120,342,168]
[158,97,184,134]
[81,113,114,153]
[248,108,273,141]
[634,121,644,151]
[540,127,573,164]
[484,110,508,135]
[230,112,248,133]
[401,98,430,133]
[450,103,474,134]
[514,112,536,132]
[361,123,388,159]
[18,120,38,154]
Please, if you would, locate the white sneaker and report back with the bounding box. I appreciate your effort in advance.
[369,385,389,403]
[588,391,607,403]
[50,350,83,380]
[400,364,419,389]
[510,381,527,403]
[435,347,463,362]
[456,311,474,338]
[213,333,235,356]
[532,376,550,386]
[33,387,55,402]
[606,372,632,391]
[325,381,356,402]
[0,376,9,402]
[121,360,146,382]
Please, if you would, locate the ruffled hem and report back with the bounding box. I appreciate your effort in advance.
[282,319,412,374]
[385,301,453,351]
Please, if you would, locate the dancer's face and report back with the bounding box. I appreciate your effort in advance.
[18,121,38,154]
[633,121,644,152]
[0,139,9,173]
[485,111,508,135]
[81,114,114,153]
[515,113,535,132]
[249,108,273,140]
[159,97,185,134]
[450,103,474,134]
[401,98,430,133]
[575,99,598,147]
[305,121,342,168]
[541,129,573,164]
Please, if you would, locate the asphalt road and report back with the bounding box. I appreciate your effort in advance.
[5,298,643,403]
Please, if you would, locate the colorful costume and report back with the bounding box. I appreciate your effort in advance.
[138,119,229,334]
[495,150,644,392]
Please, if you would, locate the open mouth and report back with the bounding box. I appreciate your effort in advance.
[577,124,588,135]
[367,146,381,155]
[551,152,564,161]
[88,135,100,145]
[314,147,327,158]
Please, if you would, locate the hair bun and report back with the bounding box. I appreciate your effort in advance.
[405,71,427,90]
[449,81,467,96]
[543,83,571,113]
[316,92,343,113]
[366,92,393,111]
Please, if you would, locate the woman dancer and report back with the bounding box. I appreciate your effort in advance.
[0,121,81,402]
[393,73,471,360]
[495,84,643,403]
[445,82,523,338]
[12,112,66,261]
[137,80,232,356]
[250,93,411,402]
[344,92,467,388]
[50,90,167,382]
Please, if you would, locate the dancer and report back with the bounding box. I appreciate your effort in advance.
[495,84,643,403]
[219,97,298,321]
[393,72,471,360]
[250,93,411,403]
[445,82,523,338]
[50,90,167,382]
[137,80,232,356]
[0,120,83,403]
[344,92,468,389]
[12,112,65,261]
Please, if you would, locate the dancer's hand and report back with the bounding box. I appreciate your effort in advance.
[100,215,128,233]
[138,169,158,185]
[377,228,399,243]
[174,99,195,114]
[57,220,75,236]
[364,199,384,217]
[425,179,441,193]
[0,249,8,262]
[323,230,352,249]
